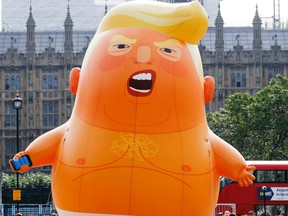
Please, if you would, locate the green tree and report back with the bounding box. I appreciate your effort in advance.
[207,75,288,160]
[249,75,288,159]
[2,172,51,189]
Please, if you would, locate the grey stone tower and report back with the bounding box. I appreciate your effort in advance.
[215,4,224,64]
[64,1,74,68]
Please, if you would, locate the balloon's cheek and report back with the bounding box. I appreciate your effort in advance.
[98,55,126,71]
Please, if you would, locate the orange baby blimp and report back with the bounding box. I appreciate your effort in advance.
[10,1,255,215]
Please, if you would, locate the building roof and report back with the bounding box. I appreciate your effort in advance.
[202,27,288,51]
[0,30,95,54]
[3,0,287,54]
[1,26,288,55]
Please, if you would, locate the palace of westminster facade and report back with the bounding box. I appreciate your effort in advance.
[0,2,288,170]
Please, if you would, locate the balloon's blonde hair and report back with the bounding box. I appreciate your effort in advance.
[97,0,208,45]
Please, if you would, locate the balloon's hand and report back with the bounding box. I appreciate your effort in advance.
[237,165,256,187]
[9,152,32,173]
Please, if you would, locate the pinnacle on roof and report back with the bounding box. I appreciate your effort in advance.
[253,4,262,24]
[64,0,73,26]
[26,5,36,27]
[215,3,224,26]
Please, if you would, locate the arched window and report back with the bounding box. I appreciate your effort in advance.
[5,75,10,90]
[4,101,16,127]
[10,75,16,90]
[53,75,58,89]
[54,101,58,113]
[231,73,235,87]
[43,101,59,127]
[236,73,241,87]
[242,73,246,88]
[43,73,58,90]
[48,75,53,89]
[5,74,21,90]
[16,75,21,90]
[43,75,48,89]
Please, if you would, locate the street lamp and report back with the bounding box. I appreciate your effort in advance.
[12,93,23,214]
[262,185,267,216]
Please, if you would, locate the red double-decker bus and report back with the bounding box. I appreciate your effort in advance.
[217,161,288,216]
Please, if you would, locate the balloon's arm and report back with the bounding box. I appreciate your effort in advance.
[209,129,255,187]
[9,122,68,173]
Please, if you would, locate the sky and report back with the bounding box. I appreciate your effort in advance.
[220,0,288,27]
[0,0,288,28]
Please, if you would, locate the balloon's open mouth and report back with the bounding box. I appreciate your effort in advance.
[128,70,155,97]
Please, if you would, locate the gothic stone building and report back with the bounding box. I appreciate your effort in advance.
[0,5,287,170]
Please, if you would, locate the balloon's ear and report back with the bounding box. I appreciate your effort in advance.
[69,67,81,95]
[204,76,215,104]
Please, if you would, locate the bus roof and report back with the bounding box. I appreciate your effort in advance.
[247,160,288,170]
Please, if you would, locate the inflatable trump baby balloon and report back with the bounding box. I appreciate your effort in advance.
[10,0,255,215]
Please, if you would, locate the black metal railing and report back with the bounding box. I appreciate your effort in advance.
[1,203,56,216]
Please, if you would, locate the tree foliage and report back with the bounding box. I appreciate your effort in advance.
[2,172,51,189]
[207,75,288,160]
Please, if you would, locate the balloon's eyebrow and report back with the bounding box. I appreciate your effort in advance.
[154,39,183,48]
[110,34,137,44]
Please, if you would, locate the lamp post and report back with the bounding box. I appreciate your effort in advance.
[262,185,267,216]
[12,93,23,214]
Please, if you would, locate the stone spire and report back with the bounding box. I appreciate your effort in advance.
[253,5,262,62]
[215,3,224,63]
[26,5,36,54]
[64,1,73,27]
[64,0,73,59]
[252,4,262,51]
[26,3,36,64]
[26,5,36,28]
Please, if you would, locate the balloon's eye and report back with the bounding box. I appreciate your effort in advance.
[158,46,182,61]
[109,43,132,56]
[160,48,173,53]
[117,44,130,49]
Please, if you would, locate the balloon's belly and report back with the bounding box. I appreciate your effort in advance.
[52,129,219,215]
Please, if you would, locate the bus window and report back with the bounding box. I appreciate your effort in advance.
[256,170,286,183]
[219,177,234,192]
[275,171,285,182]
[256,170,265,182]
[256,204,286,216]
